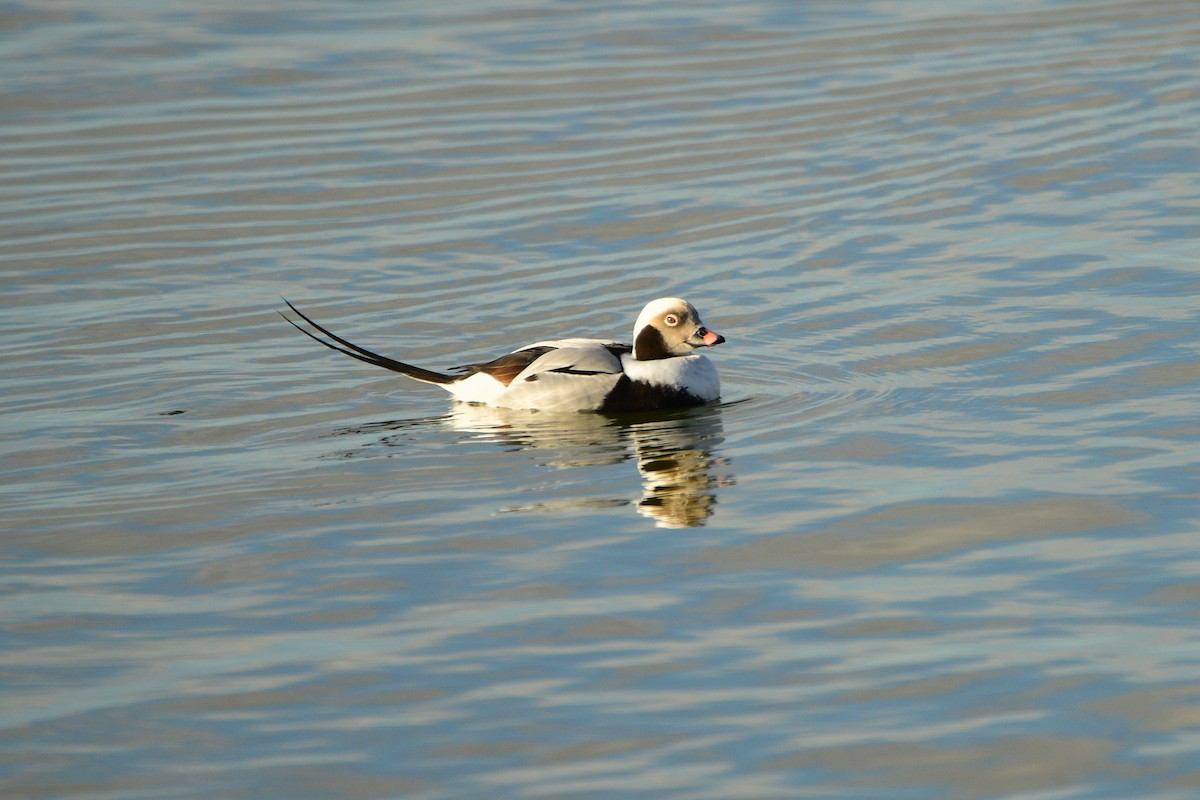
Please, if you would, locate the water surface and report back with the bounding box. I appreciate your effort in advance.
[3,1,1200,798]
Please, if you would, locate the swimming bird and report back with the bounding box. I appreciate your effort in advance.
[280,297,725,413]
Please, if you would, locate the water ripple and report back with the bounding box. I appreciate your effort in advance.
[4,1,1200,798]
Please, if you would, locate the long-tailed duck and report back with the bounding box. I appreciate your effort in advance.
[281,297,725,413]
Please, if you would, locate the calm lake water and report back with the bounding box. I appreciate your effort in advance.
[3,1,1200,797]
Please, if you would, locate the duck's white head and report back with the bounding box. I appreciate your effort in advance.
[632,297,725,361]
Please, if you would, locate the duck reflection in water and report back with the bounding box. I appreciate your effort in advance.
[335,404,731,528]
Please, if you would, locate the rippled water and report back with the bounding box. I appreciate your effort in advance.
[4,1,1200,797]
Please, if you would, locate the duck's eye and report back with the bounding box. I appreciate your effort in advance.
[664,314,679,326]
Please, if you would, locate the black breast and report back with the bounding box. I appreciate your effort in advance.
[598,374,706,413]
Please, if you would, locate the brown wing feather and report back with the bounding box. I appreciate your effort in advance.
[458,346,556,386]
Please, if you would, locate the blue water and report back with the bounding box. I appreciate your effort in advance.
[3,1,1200,797]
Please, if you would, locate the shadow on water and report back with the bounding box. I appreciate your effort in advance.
[329,402,735,528]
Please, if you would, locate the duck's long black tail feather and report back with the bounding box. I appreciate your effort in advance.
[279,299,457,385]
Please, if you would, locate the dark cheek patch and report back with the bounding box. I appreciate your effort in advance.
[634,325,671,360]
